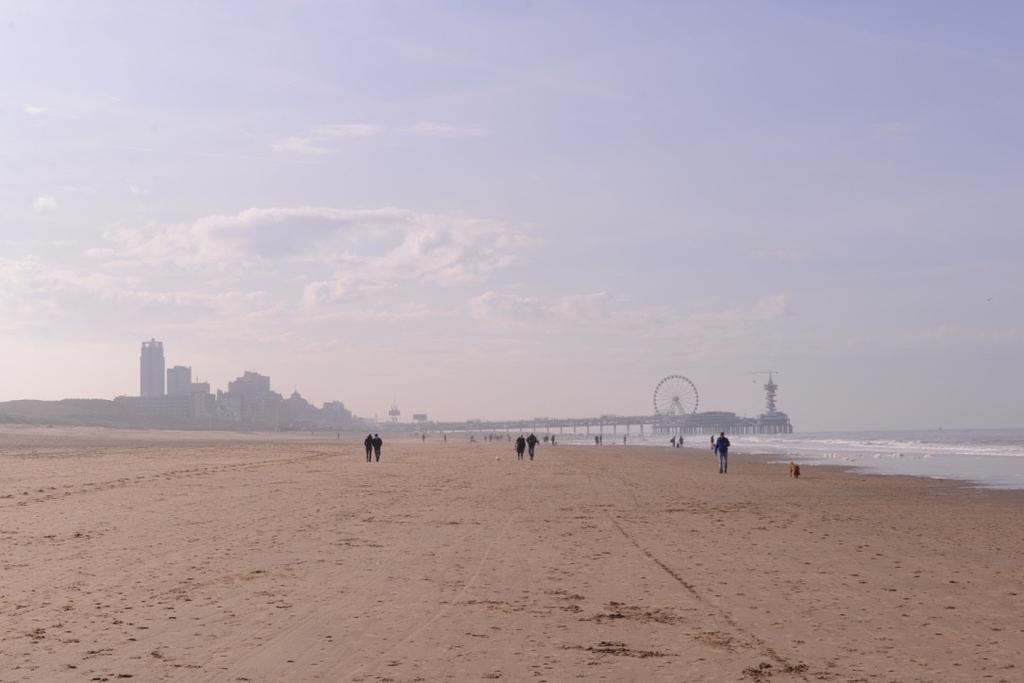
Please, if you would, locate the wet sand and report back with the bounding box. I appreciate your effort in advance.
[0,426,1021,682]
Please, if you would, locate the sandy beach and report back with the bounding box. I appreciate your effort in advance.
[0,427,1021,682]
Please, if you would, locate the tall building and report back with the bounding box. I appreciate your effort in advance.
[221,371,281,424]
[189,381,214,419]
[227,371,272,399]
[140,339,165,397]
[167,365,192,397]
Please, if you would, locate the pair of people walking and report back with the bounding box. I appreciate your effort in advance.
[363,433,383,462]
[515,433,539,460]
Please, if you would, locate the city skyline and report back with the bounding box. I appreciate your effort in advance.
[2,3,1023,430]
[118,338,791,434]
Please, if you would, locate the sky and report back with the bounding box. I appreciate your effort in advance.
[1,1,1022,430]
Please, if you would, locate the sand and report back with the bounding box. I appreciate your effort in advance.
[0,426,1021,682]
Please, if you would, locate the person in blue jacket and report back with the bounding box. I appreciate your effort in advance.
[714,432,731,474]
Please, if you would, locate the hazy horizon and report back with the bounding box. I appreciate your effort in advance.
[2,3,1023,431]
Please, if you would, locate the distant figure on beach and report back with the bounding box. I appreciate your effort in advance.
[710,435,716,451]
[678,436,684,448]
[364,433,373,462]
[623,435,627,445]
[714,432,731,474]
[551,435,556,446]
[515,435,527,460]
[421,433,426,443]
[594,435,600,446]
[526,433,538,460]
[372,434,383,462]
[670,436,676,448]
[443,433,447,443]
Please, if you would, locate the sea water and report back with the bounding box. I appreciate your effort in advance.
[731,428,1024,490]
[553,428,1024,489]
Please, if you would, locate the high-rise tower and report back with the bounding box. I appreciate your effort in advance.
[140,339,165,397]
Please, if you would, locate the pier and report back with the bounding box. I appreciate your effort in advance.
[429,410,793,437]
[412,373,793,437]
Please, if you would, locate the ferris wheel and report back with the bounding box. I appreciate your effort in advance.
[653,375,699,416]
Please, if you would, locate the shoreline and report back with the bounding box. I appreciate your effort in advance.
[558,435,1024,491]
[5,421,1022,490]
[5,419,1023,491]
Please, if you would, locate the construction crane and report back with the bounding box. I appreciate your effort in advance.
[749,371,780,413]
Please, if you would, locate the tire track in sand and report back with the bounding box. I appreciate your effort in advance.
[586,463,801,672]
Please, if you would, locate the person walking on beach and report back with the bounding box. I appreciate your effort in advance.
[670,436,677,448]
[526,433,538,460]
[515,435,526,460]
[710,434,716,451]
[714,432,731,474]
[363,433,373,462]
[372,434,383,462]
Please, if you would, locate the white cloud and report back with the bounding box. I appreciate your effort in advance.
[2,205,533,347]
[752,293,791,320]
[0,255,138,303]
[551,291,613,322]
[272,123,383,156]
[23,104,47,115]
[271,136,329,155]
[300,210,529,305]
[97,206,530,299]
[313,123,384,137]
[468,291,614,325]
[0,253,281,341]
[467,291,543,322]
[33,194,58,212]
[404,122,490,137]
[272,122,485,155]
[128,184,151,197]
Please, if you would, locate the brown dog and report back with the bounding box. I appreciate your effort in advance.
[788,461,801,478]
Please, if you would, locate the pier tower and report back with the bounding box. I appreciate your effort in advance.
[763,372,778,412]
